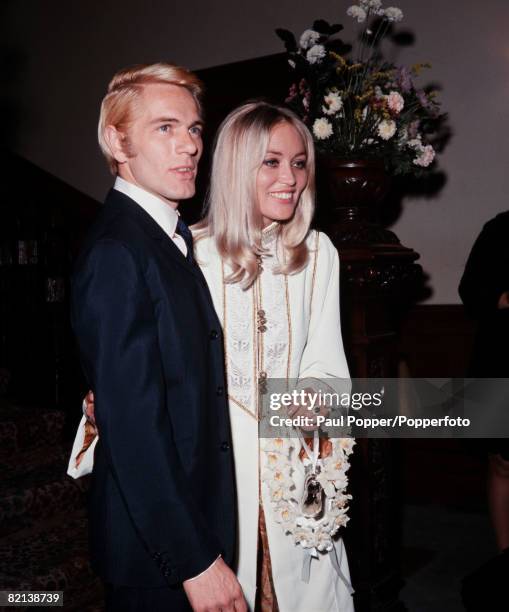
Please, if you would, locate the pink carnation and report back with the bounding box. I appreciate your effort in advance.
[386,91,404,114]
[414,145,435,167]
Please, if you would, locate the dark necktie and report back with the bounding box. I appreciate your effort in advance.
[176,217,194,264]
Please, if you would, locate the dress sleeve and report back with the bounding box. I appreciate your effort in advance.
[298,232,350,383]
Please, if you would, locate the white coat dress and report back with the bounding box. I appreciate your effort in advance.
[194,226,354,612]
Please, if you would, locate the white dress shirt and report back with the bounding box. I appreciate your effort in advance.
[114,176,188,257]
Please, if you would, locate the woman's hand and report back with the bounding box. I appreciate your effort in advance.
[84,390,97,431]
[74,390,98,469]
[285,387,333,459]
[286,387,329,432]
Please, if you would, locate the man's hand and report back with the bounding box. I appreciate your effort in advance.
[183,557,246,612]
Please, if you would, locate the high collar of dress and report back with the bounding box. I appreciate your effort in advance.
[261,222,280,249]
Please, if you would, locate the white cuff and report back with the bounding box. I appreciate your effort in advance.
[185,555,221,582]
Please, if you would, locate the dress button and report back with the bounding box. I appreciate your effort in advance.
[216,386,224,396]
[220,441,230,452]
[210,329,219,340]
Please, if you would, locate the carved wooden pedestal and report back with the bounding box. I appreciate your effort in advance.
[337,236,420,612]
[322,162,422,611]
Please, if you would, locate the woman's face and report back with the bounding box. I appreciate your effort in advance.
[256,122,309,228]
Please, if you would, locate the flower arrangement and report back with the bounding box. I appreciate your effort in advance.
[277,1,445,176]
[260,436,355,552]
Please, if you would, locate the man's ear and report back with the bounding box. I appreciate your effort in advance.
[104,125,129,165]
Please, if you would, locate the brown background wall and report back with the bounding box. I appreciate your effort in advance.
[3,0,509,304]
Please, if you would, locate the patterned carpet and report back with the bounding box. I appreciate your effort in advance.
[3,400,497,611]
[0,400,103,610]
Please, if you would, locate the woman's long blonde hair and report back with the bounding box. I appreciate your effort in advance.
[197,101,315,289]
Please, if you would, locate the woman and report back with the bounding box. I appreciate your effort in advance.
[70,101,355,611]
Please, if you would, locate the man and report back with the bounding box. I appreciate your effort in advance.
[71,63,245,611]
[459,211,509,610]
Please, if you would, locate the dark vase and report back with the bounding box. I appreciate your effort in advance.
[317,157,401,247]
[321,158,391,224]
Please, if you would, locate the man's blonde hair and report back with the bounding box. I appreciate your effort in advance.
[98,62,204,174]
[197,101,315,288]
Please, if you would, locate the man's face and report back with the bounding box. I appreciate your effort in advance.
[117,83,203,208]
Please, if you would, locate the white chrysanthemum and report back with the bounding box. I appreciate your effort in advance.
[270,486,284,502]
[313,117,333,140]
[330,510,349,536]
[261,467,293,490]
[274,501,297,526]
[407,135,423,150]
[264,451,287,471]
[414,144,435,167]
[384,6,404,22]
[329,496,352,515]
[321,456,346,480]
[334,473,349,491]
[334,513,350,528]
[378,119,397,140]
[323,455,344,471]
[299,29,320,50]
[260,437,293,454]
[306,44,326,64]
[293,530,308,547]
[386,91,405,113]
[347,5,367,22]
[366,0,384,13]
[322,92,343,115]
[295,528,317,549]
[338,438,356,455]
[316,530,334,552]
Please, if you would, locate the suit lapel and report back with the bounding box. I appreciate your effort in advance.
[104,189,202,279]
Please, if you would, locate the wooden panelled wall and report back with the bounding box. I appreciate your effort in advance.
[396,305,486,509]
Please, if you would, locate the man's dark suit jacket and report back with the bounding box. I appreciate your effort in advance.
[71,188,235,589]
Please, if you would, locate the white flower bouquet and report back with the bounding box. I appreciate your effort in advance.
[261,436,355,553]
[276,1,445,176]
